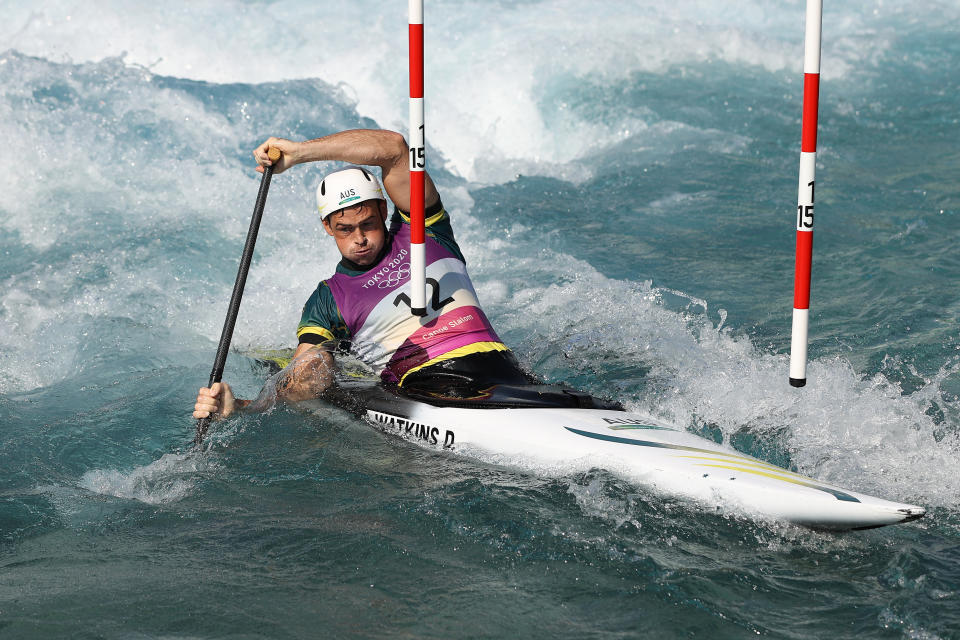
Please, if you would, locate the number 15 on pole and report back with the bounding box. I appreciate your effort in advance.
[789,0,822,388]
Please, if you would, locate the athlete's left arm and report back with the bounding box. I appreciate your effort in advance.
[252,129,440,212]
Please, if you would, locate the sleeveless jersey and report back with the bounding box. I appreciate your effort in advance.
[297,203,506,385]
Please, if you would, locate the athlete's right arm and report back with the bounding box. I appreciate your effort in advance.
[271,343,336,403]
[191,344,335,420]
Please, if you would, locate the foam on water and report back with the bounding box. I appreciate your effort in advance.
[3,3,960,637]
[77,452,207,504]
[2,17,958,517]
[444,206,960,509]
[5,0,958,183]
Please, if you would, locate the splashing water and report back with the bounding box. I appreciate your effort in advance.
[2,1,960,638]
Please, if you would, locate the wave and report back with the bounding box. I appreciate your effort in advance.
[1,13,957,515]
[4,0,958,181]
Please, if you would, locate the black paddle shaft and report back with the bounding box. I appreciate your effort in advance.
[195,157,278,444]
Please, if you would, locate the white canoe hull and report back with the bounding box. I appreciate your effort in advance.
[305,391,925,531]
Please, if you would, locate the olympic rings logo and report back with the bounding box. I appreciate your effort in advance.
[377,263,411,289]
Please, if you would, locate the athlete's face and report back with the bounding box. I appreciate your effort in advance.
[322,200,389,266]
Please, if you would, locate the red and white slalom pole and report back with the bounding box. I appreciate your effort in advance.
[789,0,823,387]
[408,0,427,316]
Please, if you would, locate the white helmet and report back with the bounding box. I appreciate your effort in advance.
[315,166,386,219]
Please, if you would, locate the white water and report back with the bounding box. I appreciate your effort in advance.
[2,0,958,517]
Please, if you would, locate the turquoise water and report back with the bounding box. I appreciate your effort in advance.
[2,1,959,637]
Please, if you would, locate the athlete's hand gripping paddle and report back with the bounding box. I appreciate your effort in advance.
[195,147,281,445]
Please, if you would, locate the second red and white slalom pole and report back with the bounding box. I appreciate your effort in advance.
[408,0,427,316]
[789,0,823,387]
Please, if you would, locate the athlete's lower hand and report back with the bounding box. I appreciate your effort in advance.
[253,137,298,174]
[193,382,237,420]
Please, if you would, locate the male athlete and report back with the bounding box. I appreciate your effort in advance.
[193,129,531,420]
